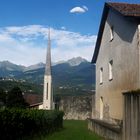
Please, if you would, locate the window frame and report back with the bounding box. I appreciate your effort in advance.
[110,26,114,42]
[100,96,103,119]
[100,67,103,84]
[109,60,113,81]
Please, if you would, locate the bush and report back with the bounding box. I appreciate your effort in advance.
[0,109,64,140]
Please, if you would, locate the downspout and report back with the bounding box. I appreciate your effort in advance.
[138,25,140,88]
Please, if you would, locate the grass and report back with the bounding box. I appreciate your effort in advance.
[26,120,103,140]
[47,120,102,140]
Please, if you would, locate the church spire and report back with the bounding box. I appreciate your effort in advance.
[43,28,53,110]
[45,28,51,75]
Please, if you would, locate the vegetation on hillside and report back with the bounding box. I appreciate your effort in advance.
[0,80,94,97]
[53,87,94,96]
[17,62,95,90]
[0,80,43,94]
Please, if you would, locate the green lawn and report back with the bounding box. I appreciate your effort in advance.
[29,120,103,140]
[47,120,102,140]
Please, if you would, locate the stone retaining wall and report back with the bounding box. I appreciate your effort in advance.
[59,95,93,120]
[88,119,122,140]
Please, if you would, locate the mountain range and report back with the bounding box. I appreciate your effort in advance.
[0,57,95,90]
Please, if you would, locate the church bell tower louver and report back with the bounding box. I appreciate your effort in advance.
[43,28,53,110]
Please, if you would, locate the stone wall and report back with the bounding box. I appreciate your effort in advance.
[88,119,122,140]
[59,95,93,120]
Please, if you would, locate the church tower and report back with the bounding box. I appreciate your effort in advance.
[43,28,53,110]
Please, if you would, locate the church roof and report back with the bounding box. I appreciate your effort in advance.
[45,28,51,75]
[92,2,140,63]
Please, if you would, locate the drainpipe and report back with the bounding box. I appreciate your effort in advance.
[138,25,140,89]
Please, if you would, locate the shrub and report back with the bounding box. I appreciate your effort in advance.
[0,109,64,140]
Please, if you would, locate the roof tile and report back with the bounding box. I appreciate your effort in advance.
[108,2,140,17]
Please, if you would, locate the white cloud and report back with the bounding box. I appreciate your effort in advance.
[83,6,88,11]
[0,25,96,66]
[5,25,44,37]
[70,6,88,13]
[61,26,66,30]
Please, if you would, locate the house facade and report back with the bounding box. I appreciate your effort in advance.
[89,2,140,140]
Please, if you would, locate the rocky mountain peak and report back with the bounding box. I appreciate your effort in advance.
[67,57,87,66]
[24,62,45,71]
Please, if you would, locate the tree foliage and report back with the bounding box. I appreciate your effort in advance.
[6,87,29,108]
[0,88,6,107]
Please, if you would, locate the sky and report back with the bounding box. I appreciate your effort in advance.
[0,0,140,66]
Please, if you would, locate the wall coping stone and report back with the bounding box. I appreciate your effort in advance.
[122,90,140,95]
[88,118,122,133]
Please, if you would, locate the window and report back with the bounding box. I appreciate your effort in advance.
[46,83,48,99]
[100,97,103,119]
[110,26,114,41]
[100,67,103,84]
[109,60,113,80]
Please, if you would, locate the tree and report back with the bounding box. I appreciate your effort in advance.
[54,94,61,110]
[0,88,6,107]
[6,87,29,109]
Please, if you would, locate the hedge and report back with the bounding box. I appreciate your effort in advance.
[0,109,64,140]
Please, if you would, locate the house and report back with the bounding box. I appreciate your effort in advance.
[30,102,43,109]
[89,2,140,140]
[24,93,43,109]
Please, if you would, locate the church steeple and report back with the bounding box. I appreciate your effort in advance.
[43,28,53,110]
[45,28,51,75]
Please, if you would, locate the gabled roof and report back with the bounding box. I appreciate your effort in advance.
[30,102,43,107]
[92,2,140,63]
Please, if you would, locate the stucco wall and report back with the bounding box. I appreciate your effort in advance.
[59,95,93,120]
[95,9,139,122]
